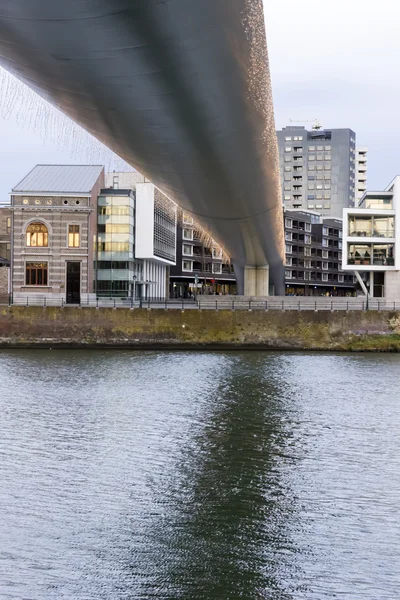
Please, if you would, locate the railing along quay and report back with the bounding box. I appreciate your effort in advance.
[1,295,400,311]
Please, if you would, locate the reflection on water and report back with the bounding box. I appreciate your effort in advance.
[0,350,399,599]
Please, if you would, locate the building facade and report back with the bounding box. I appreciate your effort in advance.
[10,165,104,303]
[169,213,236,297]
[342,177,399,299]
[285,210,356,296]
[355,147,368,206]
[0,204,11,296]
[100,172,177,299]
[277,125,356,218]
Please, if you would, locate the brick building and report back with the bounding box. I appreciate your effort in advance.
[10,165,104,303]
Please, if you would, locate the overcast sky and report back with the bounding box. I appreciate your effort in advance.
[0,0,398,199]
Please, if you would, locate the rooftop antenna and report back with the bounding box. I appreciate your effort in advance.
[288,118,322,130]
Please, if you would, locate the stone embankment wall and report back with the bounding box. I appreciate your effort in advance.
[1,307,400,351]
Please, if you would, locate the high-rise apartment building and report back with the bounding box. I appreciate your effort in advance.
[355,147,368,206]
[277,125,356,218]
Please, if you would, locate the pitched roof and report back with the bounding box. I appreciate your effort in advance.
[13,164,104,194]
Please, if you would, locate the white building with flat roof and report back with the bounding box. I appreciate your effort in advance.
[342,177,399,299]
[98,172,177,300]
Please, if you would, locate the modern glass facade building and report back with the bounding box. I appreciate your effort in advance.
[95,189,138,297]
[96,178,177,299]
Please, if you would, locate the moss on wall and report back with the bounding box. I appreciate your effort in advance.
[0,306,399,351]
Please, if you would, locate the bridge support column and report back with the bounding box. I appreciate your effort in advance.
[244,265,269,297]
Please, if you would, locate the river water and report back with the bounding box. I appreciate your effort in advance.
[0,350,399,599]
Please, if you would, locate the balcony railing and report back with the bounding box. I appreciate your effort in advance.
[348,230,395,238]
[347,256,395,267]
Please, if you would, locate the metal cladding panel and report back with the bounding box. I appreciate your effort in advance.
[13,165,104,194]
[135,183,155,260]
[0,0,285,292]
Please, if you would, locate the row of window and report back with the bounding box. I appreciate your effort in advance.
[286,245,343,257]
[285,270,346,282]
[26,223,80,248]
[285,232,312,243]
[286,258,341,269]
[182,244,222,258]
[183,260,222,274]
[285,136,304,141]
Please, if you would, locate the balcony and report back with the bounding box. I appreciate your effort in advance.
[348,229,395,239]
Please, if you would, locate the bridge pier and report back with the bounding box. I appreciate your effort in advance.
[243,266,269,297]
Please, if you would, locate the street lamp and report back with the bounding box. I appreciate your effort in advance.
[132,274,137,301]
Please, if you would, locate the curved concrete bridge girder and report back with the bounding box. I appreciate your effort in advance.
[0,0,285,294]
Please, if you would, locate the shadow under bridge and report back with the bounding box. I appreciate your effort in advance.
[0,0,285,295]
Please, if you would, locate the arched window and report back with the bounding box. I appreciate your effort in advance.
[26,222,48,247]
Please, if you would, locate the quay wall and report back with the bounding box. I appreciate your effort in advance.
[1,307,400,351]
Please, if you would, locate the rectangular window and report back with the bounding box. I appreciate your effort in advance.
[284,184,291,191]
[304,247,311,257]
[305,234,311,244]
[6,217,11,233]
[323,262,328,270]
[322,250,328,258]
[338,274,344,283]
[305,222,311,232]
[284,195,291,201]
[112,175,119,189]
[284,166,291,172]
[183,213,194,225]
[285,146,292,152]
[212,263,222,274]
[285,136,292,141]
[309,155,315,161]
[293,136,303,141]
[182,260,193,271]
[183,228,193,240]
[285,270,292,279]
[285,218,293,228]
[212,247,222,259]
[309,165,315,171]
[322,273,328,282]
[286,244,292,254]
[307,204,315,209]
[317,146,324,151]
[104,224,130,234]
[309,146,315,151]
[285,232,292,241]
[284,156,291,162]
[97,242,130,252]
[308,195,315,200]
[316,204,323,209]
[26,262,48,286]
[99,206,129,216]
[182,244,193,256]
[68,224,80,248]
[286,257,292,266]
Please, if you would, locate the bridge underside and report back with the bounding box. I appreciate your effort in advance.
[0,0,285,294]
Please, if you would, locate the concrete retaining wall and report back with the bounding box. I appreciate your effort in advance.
[1,307,400,350]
